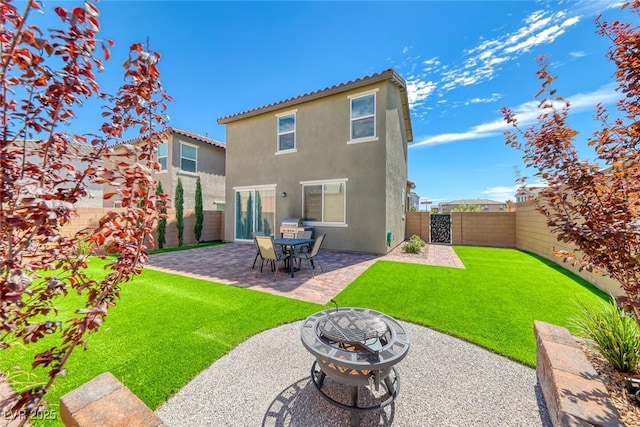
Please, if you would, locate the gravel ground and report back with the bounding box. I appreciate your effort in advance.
[156,321,551,427]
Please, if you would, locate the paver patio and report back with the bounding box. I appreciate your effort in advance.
[147,242,463,304]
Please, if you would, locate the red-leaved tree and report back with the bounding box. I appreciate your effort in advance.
[0,0,171,421]
[503,1,640,318]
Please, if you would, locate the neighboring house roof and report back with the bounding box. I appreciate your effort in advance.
[169,127,225,150]
[19,139,99,157]
[115,127,225,150]
[217,69,413,142]
[440,199,505,206]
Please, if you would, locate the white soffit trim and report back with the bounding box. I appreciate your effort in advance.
[300,178,349,185]
[232,184,278,190]
[275,109,298,117]
[347,88,379,99]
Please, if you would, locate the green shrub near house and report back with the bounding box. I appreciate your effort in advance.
[403,235,425,254]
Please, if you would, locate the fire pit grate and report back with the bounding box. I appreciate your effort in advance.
[300,307,410,426]
[318,310,389,351]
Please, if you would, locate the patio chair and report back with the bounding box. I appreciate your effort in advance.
[255,236,288,281]
[251,231,266,269]
[294,230,313,254]
[293,234,325,277]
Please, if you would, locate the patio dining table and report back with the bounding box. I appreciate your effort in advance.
[272,238,314,277]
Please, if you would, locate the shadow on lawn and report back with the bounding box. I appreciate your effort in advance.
[521,250,610,299]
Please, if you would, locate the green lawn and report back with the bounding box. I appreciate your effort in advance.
[336,246,609,366]
[1,246,610,425]
[0,258,320,426]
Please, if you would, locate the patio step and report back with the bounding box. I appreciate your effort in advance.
[60,372,165,427]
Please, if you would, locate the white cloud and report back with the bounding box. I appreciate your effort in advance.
[504,13,580,53]
[481,186,519,202]
[569,51,586,58]
[562,16,581,27]
[406,79,437,109]
[464,93,502,105]
[402,46,409,54]
[402,7,586,112]
[410,83,618,149]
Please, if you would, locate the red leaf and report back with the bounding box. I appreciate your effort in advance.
[54,6,67,19]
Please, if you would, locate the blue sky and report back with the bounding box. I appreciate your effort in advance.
[27,0,629,206]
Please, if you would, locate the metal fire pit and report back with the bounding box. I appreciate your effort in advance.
[300,307,410,425]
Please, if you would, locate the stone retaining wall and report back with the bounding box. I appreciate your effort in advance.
[534,321,623,426]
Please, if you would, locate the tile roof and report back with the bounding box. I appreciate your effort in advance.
[115,127,225,149]
[217,69,413,142]
[169,127,225,149]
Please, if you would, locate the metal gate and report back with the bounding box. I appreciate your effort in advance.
[430,214,451,244]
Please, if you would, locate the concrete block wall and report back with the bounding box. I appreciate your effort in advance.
[405,208,623,297]
[405,211,515,248]
[60,208,224,250]
[405,211,430,242]
[515,202,622,297]
[162,210,224,247]
[451,212,516,248]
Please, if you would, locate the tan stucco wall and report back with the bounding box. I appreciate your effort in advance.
[104,133,226,211]
[224,81,408,254]
[385,82,409,251]
[166,134,225,210]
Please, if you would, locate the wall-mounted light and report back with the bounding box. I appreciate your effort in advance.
[281,192,287,197]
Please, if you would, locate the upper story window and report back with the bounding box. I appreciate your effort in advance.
[180,142,197,173]
[157,142,167,171]
[277,111,296,153]
[349,90,377,142]
[302,179,347,225]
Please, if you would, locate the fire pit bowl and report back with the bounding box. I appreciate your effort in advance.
[300,307,410,425]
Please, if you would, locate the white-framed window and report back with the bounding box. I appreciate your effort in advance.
[277,110,296,153]
[349,90,377,142]
[180,141,197,173]
[302,178,347,225]
[157,142,167,171]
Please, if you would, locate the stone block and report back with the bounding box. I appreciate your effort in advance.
[534,321,624,427]
[60,372,165,427]
[534,320,580,348]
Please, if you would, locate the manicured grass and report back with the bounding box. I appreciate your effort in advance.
[336,246,609,367]
[2,246,612,425]
[149,240,224,254]
[0,258,320,426]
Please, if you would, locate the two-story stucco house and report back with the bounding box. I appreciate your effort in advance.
[104,127,226,210]
[217,69,413,254]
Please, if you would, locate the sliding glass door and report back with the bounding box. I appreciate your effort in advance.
[235,187,276,240]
